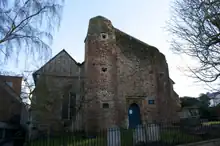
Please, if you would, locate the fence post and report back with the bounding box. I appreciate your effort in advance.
[133,125,146,144]
[146,123,160,142]
[107,126,121,146]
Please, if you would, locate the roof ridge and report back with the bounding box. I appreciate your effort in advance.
[33,49,83,75]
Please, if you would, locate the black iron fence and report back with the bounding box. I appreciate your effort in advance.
[26,122,220,146]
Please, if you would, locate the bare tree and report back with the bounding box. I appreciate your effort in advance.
[21,71,35,104]
[0,70,36,104]
[168,0,220,86]
[0,0,64,63]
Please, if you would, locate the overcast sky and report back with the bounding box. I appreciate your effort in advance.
[4,0,209,97]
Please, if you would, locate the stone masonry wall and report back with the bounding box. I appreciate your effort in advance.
[154,53,179,122]
[32,51,84,135]
[84,16,119,131]
[32,75,82,133]
[115,30,161,124]
[84,16,180,130]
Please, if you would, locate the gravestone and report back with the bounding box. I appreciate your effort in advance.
[107,127,121,146]
[146,124,160,141]
[133,125,146,144]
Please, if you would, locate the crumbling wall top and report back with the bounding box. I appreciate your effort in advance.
[115,28,166,63]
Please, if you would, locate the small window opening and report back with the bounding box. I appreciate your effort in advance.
[101,33,108,40]
[102,34,106,39]
[102,67,107,72]
[102,103,109,108]
[159,72,164,77]
[148,100,155,105]
[149,70,153,74]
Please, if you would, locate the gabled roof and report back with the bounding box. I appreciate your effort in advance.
[33,49,83,76]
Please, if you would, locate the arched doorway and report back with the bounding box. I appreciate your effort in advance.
[128,103,141,128]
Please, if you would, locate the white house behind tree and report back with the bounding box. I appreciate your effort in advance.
[207,92,220,106]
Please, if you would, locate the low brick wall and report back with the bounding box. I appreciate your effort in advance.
[177,138,220,146]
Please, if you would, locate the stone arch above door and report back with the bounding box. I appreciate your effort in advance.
[126,98,142,109]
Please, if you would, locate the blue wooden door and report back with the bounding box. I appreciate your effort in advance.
[128,103,141,129]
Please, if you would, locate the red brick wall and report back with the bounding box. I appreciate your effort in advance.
[0,75,22,95]
[0,86,21,123]
[0,75,22,124]
[84,17,118,131]
[84,16,180,130]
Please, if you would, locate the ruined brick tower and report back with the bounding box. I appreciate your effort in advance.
[84,16,119,131]
[31,16,181,135]
[83,16,180,131]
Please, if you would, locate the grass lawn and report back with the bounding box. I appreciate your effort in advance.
[202,121,220,126]
[160,130,202,144]
[120,128,134,146]
[68,138,107,146]
[29,137,107,146]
